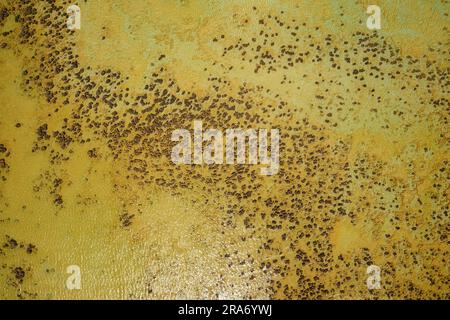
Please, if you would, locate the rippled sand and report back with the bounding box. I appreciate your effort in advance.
[0,0,448,299]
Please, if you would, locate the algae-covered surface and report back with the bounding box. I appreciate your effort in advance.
[0,0,448,299]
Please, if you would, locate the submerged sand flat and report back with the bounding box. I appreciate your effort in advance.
[0,0,448,299]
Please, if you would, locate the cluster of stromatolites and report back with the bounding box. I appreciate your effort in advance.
[0,0,448,299]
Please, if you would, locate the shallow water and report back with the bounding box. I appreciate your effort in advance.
[0,0,448,299]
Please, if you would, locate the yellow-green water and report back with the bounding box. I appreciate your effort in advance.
[0,0,448,299]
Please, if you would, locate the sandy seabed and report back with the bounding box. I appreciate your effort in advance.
[0,0,448,299]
